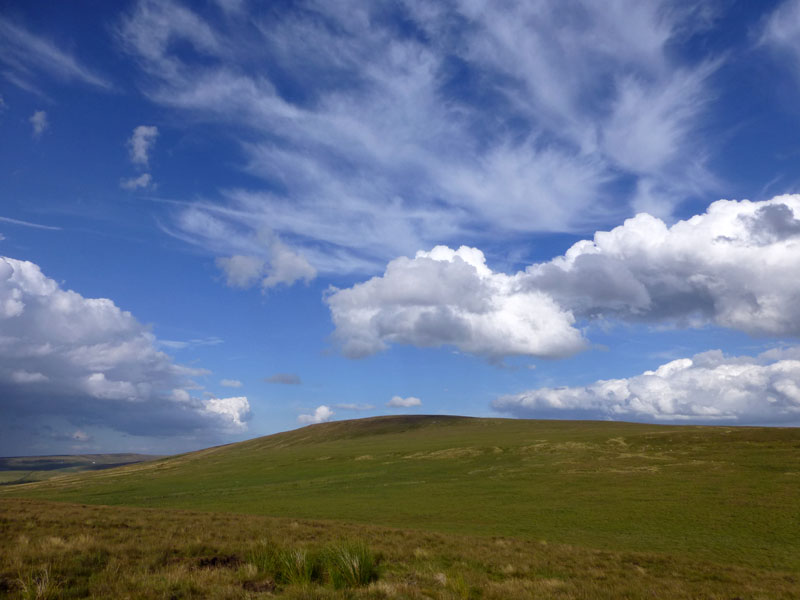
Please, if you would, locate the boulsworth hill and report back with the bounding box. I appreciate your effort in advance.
[1,416,799,598]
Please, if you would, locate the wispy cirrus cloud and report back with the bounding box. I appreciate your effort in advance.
[0,16,112,92]
[265,373,301,385]
[0,216,61,231]
[115,0,723,280]
[334,403,374,411]
[761,0,800,75]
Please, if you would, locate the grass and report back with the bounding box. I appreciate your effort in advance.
[2,415,799,597]
[0,454,159,486]
[326,541,380,588]
[1,497,798,599]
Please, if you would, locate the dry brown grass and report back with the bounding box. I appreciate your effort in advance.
[1,498,798,599]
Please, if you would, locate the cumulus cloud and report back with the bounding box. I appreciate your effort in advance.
[203,396,250,428]
[298,405,333,424]
[0,256,250,437]
[329,196,800,360]
[526,195,800,336]
[120,173,152,190]
[265,373,301,385]
[128,125,158,166]
[326,245,586,359]
[493,348,800,425]
[220,378,242,388]
[387,396,422,408]
[29,110,48,136]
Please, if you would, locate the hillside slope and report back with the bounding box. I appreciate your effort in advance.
[3,416,799,572]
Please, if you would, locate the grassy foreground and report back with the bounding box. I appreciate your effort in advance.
[1,498,798,599]
[1,416,799,597]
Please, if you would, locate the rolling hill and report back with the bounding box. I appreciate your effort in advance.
[3,415,799,574]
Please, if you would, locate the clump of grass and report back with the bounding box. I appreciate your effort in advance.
[17,565,57,600]
[247,539,281,576]
[277,547,324,586]
[326,541,380,589]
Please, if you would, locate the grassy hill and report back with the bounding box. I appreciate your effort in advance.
[3,415,799,576]
[0,453,160,485]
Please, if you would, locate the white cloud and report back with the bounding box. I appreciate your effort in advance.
[115,0,720,276]
[298,405,333,424]
[215,255,263,288]
[128,125,158,166]
[29,110,48,136]
[526,195,800,336]
[215,239,316,290]
[203,396,250,429]
[761,0,800,77]
[220,378,242,388]
[0,17,112,91]
[387,396,422,408]
[120,173,152,190]
[493,348,800,425]
[0,256,249,436]
[329,195,800,360]
[11,370,48,384]
[0,216,60,231]
[159,336,223,350]
[326,245,586,359]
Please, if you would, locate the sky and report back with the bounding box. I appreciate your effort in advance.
[3,0,800,456]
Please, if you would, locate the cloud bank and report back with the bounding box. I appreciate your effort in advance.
[493,347,800,425]
[0,256,250,438]
[329,196,800,359]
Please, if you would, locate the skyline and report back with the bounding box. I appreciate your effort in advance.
[3,0,800,455]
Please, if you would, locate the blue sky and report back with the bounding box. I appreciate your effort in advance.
[3,0,800,455]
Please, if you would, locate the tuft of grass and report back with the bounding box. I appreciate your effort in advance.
[247,538,282,576]
[326,541,380,589]
[17,565,57,600]
[277,547,324,586]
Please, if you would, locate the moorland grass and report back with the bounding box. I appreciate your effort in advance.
[3,416,798,575]
[0,454,159,487]
[1,498,798,599]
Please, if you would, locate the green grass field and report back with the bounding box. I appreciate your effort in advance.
[1,416,799,598]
